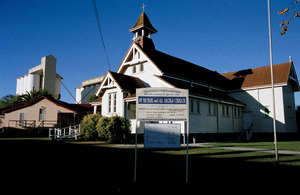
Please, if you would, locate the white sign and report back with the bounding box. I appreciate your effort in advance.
[136,88,189,121]
[144,123,181,148]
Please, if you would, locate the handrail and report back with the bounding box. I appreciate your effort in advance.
[49,124,81,141]
[8,120,36,128]
[246,123,254,141]
[237,122,254,141]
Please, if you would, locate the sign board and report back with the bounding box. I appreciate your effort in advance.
[134,88,189,183]
[136,88,189,121]
[144,123,181,148]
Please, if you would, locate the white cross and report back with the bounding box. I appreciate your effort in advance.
[141,3,146,12]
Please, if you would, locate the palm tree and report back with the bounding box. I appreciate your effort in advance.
[20,89,53,102]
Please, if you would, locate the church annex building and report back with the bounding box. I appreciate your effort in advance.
[88,12,299,139]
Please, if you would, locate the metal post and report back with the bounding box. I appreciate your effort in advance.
[134,122,138,183]
[186,93,189,183]
[54,128,57,140]
[186,120,189,183]
[49,128,52,140]
[267,0,279,162]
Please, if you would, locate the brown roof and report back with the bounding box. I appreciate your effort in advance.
[157,76,244,105]
[221,62,293,89]
[109,71,145,92]
[129,12,158,35]
[0,96,91,114]
[141,48,231,90]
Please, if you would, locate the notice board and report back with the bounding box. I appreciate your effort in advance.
[144,123,181,148]
[136,88,188,121]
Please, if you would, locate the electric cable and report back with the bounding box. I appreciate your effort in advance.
[91,0,111,70]
[57,77,78,103]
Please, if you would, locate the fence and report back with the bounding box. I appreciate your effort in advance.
[49,125,81,141]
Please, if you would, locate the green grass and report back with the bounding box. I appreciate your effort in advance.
[208,141,300,152]
[154,147,300,166]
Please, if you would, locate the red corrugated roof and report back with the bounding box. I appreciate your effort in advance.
[222,62,293,89]
[1,96,93,114]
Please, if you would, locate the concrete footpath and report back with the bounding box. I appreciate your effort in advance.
[187,143,300,155]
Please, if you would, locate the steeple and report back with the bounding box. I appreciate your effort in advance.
[129,12,158,39]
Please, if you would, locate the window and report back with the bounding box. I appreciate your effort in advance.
[234,107,241,117]
[133,66,136,73]
[222,105,229,116]
[209,102,216,115]
[39,107,46,121]
[197,101,200,114]
[190,100,201,114]
[108,93,117,113]
[140,63,144,72]
[109,94,112,113]
[137,52,140,59]
[113,93,117,113]
[18,112,25,127]
[190,100,194,113]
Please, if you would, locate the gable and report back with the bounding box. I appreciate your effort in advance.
[289,63,300,91]
[116,42,162,75]
[95,71,145,96]
[95,71,121,96]
[2,96,78,114]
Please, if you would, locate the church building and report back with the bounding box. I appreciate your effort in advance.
[90,12,299,139]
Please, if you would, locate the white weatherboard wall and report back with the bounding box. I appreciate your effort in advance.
[283,83,297,132]
[101,88,125,117]
[228,85,297,133]
[188,99,243,134]
[120,45,165,88]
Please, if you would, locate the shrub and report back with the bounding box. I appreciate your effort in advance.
[80,113,101,140]
[96,116,110,139]
[97,115,130,143]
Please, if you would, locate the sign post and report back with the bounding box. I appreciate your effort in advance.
[134,87,189,183]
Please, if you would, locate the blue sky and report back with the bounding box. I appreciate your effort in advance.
[1,0,300,105]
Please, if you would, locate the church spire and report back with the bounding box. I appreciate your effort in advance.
[129,12,158,39]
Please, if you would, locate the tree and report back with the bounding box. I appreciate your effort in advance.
[80,113,102,140]
[96,116,130,143]
[20,89,53,102]
[88,94,99,103]
[0,94,23,109]
[0,89,53,109]
[278,0,300,35]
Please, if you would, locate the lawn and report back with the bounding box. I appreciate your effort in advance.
[208,141,300,152]
[1,138,300,192]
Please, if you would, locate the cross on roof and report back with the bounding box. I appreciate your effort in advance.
[141,3,146,12]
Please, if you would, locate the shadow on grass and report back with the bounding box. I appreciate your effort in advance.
[1,139,300,192]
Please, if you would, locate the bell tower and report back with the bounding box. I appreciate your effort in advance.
[129,12,158,39]
[129,11,157,50]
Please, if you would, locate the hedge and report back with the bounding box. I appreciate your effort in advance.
[80,114,130,143]
[80,113,101,140]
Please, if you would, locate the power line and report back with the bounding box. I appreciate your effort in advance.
[79,85,96,103]
[91,0,111,70]
[58,77,78,103]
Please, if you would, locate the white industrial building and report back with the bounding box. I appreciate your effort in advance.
[75,75,104,104]
[16,55,62,99]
